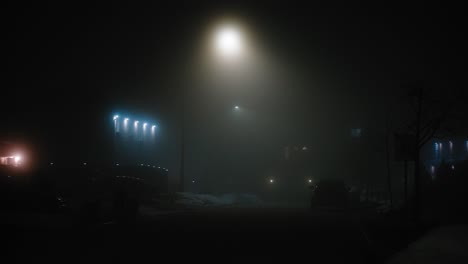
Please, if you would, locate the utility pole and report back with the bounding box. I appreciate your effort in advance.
[385,105,393,211]
[413,87,423,222]
[179,90,186,193]
[385,131,393,210]
[404,159,408,215]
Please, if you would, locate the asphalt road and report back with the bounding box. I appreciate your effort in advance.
[6,208,380,264]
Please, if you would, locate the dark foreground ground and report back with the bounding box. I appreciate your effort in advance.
[3,207,429,264]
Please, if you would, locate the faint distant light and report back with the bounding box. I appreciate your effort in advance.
[158,166,161,169]
[113,115,119,120]
[351,128,361,137]
[83,162,87,166]
[147,165,150,167]
[192,180,195,184]
[302,146,308,151]
[50,162,54,166]
[234,105,240,110]
[451,165,455,170]
[430,165,436,180]
[116,163,120,166]
[269,179,274,184]
[153,166,156,168]
[449,141,453,153]
[308,179,312,183]
[140,164,144,166]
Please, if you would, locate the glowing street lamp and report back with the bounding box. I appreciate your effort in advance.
[143,123,148,139]
[123,118,129,133]
[134,120,139,138]
[151,125,157,141]
[178,22,247,192]
[214,24,244,58]
[13,155,22,166]
[113,115,120,133]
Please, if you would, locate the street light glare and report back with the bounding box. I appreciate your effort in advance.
[215,25,243,57]
[113,115,119,120]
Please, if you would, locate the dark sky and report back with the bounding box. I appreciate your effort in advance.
[4,1,466,179]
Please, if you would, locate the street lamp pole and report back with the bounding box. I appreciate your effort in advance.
[179,93,186,192]
[177,22,245,193]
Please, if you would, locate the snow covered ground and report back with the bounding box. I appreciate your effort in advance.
[387,225,468,264]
